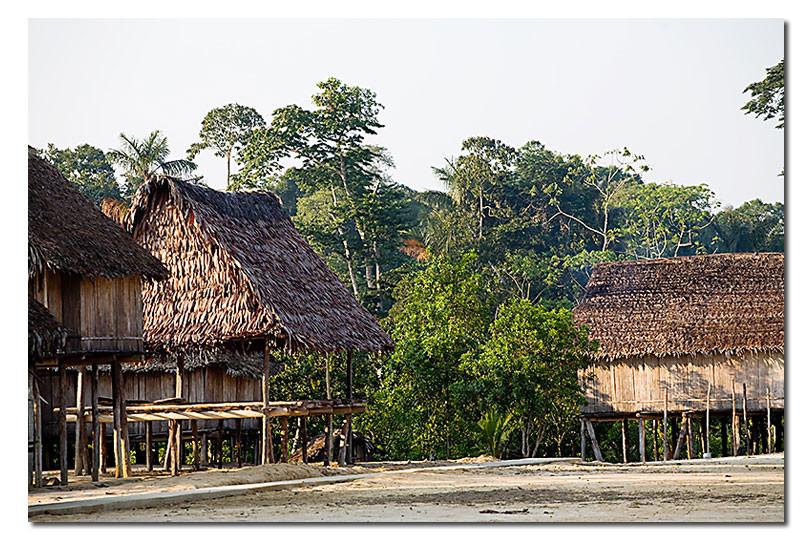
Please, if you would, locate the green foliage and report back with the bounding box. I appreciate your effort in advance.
[39,143,122,205]
[463,298,594,457]
[477,410,515,459]
[712,199,784,253]
[743,59,784,129]
[362,253,495,459]
[187,103,265,189]
[107,131,197,198]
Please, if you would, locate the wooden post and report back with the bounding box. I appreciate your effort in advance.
[338,415,350,466]
[99,422,107,473]
[766,388,773,453]
[705,380,711,457]
[235,419,243,468]
[580,418,587,460]
[662,387,669,461]
[74,369,86,475]
[261,339,274,465]
[325,355,333,466]
[731,378,738,457]
[217,420,224,468]
[673,414,688,460]
[163,421,172,471]
[686,416,694,460]
[584,419,603,462]
[299,416,309,464]
[698,415,707,455]
[145,421,153,472]
[58,359,69,485]
[653,419,659,460]
[638,417,646,463]
[90,364,100,482]
[721,418,728,456]
[743,383,750,455]
[32,373,43,487]
[201,432,209,467]
[346,350,354,464]
[280,417,289,463]
[191,420,199,470]
[620,418,628,463]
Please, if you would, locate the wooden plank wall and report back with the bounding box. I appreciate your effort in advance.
[79,276,144,353]
[580,352,784,415]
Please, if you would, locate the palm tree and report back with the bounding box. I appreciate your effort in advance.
[108,131,197,198]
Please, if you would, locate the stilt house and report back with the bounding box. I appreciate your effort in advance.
[28,147,167,485]
[102,177,392,469]
[573,253,784,462]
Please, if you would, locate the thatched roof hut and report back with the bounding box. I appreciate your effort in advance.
[574,253,784,361]
[28,147,167,357]
[118,177,393,358]
[28,147,166,281]
[573,253,784,419]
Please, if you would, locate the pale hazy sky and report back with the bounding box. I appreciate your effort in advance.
[29,19,784,207]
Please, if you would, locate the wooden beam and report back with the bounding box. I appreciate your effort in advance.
[191,420,199,470]
[766,388,773,453]
[299,416,308,464]
[201,432,209,467]
[325,354,333,466]
[638,417,646,463]
[580,418,587,460]
[74,369,86,476]
[621,418,628,464]
[91,364,100,482]
[743,383,750,455]
[346,350,353,464]
[731,378,738,457]
[672,415,689,460]
[261,339,274,465]
[584,419,602,462]
[662,386,669,461]
[145,421,153,472]
[58,359,69,486]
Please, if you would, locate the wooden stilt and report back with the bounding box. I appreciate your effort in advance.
[217,420,224,468]
[261,339,274,465]
[686,416,694,460]
[300,416,309,464]
[638,417,646,463]
[584,419,603,462]
[580,418,587,460]
[766,388,773,453]
[346,351,354,464]
[32,373,43,487]
[280,417,289,463]
[201,432,209,467]
[731,378,738,457]
[662,387,669,461]
[652,419,659,460]
[338,415,350,466]
[58,359,69,486]
[74,369,86,476]
[191,420,199,470]
[721,417,728,457]
[705,380,711,457]
[672,415,688,460]
[99,422,107,474]
[743,383,750,455]
[163,421,172,471]
[235,419,243,468]
[325,354,333,466]
[91,365,99,480]
[621,418,628,464]
[145,421,153,472]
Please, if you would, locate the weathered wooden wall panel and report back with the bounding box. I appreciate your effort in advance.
[580,352,784,415]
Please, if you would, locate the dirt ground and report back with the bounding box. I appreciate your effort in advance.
[31,454,784,523]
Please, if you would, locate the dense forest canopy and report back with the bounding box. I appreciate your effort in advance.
[36,64,783,461]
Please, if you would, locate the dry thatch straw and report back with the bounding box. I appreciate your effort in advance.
[27,147,166,280]
[573,253,784,361]
[113,177,393,356]
[28,297,70,360]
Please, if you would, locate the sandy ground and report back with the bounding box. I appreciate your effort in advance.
[31,454,784,523]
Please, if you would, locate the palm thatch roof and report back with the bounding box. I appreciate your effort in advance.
[118,177,393,354]
[29,297,70,360]
[28,147,166,280]
[573,253,784,361]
